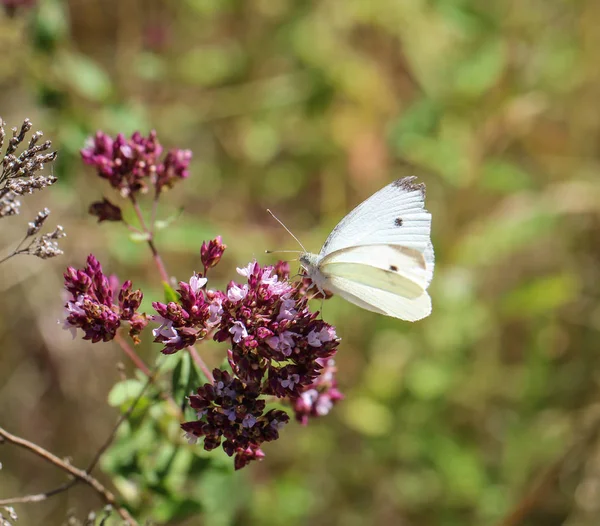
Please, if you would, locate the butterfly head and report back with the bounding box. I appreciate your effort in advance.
[299,251,331,296]
[299,252,319,271]
[299,252,325,287]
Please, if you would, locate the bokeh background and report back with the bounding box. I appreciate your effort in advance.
[1,0,600,524]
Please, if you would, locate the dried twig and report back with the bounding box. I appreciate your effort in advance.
[0,426,138,525]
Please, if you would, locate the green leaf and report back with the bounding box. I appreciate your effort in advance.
[172,352,203,405]
[501,273,579,318]
[342,397,392,436]
[55,52,112,102]
[453,38,506,97]
[33,0,69,52]
[163,282,179,303]
[405,360,452,400]
[108,379,145,407]
[481,159,534,193]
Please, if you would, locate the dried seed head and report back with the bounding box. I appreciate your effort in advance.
[0,191,20,218]
[6,175,57,195]
[6,119,32,156]
[27,208,51,236]
[1,119,57,193]
[29,227,65,259]
[27,130,43,149]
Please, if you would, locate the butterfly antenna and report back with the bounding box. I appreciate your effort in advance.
[266,209,307,252]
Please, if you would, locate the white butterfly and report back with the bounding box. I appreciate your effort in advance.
[298,177,434,321]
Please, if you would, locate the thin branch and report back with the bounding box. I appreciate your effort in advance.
[0,426,138,525]
[0,480,77,505]
[0,252,16,265]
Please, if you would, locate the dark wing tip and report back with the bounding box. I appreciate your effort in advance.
[392,176,426,197]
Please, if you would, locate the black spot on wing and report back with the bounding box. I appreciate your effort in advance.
[395,217,403,226]
[389,265,398,271]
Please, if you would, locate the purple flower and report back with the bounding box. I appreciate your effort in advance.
[307,326,337,347]
[277,298,297,321]
[266,330,297,357]
[148,238,342,468]
[63,255,147,343]
[189,273,207,293]
[152,317,181,346]
[229,321,248,343]
[227,283,248,302]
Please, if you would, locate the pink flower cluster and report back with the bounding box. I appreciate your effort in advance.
[63,255,147,343]
[152,249,342,468]
[81,130,191,198]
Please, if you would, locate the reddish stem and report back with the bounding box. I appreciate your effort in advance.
[130,196,170,283]
[114,332,152,377]
[187,345,214,383]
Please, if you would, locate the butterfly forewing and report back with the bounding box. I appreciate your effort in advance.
[319,177,434,283]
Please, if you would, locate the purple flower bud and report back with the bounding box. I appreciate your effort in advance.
[200,236,226,271]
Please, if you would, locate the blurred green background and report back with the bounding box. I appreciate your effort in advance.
[2,0,600,524]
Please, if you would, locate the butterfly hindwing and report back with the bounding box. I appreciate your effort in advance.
[325,274,432,321]
[319,244,428,298]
